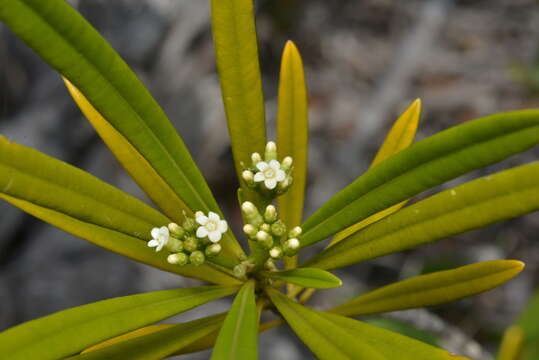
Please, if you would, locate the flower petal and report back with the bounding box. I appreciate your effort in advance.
[156,243,164,252]
[147,239,158,247]
[208,231,222,243]
[269,159,280,169]
[159,226,169,237]
[265,178,277,189]
[275,169,286,182]
[256,161,268,171]
[151,228,160,239]
[208,211,220,221]
[196,226,209,238]
[218,220,228,233]
[254,172,265,182]
[196,215,209,225]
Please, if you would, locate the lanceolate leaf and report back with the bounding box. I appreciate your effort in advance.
[276,41,309,269]
[74,314,225,360]
[210,0,267,202]
[0,0,244,258]
[0,194,239,285]
[330,260,524,317]
[304,163,539,270]
[497,325,525,360]
[63,79,189,223]
[266,288,384,360]
[319,312,469,360]
[300,110,539,248]
[0,137,166,239]
[263,268,342,289]
[330,99,421,246]
[211,280,258,359]
[71,314,225,360]
[0,286,237,360]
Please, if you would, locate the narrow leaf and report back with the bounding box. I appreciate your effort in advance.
[211,280,258,359]
[330,260,524,317]
[264,268,342,289]
[300,110,539,248]
[330,99,421,246]
[1,193,239,285]
[497,325,524,360]
[0,286,237,360]
[63,79,189,223]
[276,41,309,269]
[71,314,225,360]
[319,311,470,360]
[210,0,266,202]
[266,288,384,360]
[305,163,539,270]
[0,0,244,258]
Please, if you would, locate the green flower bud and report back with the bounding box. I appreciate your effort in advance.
[182,216,197,232]
[233,263,247,278]
[189,250,205,266]
[269,246,283,259]
[241,201,264,226]
[167,252,189,266]
[256,230,271,243]
[288,226,302,238]
[264,258,277,271]
[270,220,287,237]
[259,223,271,233]
[283,238,300,256]
[183,236,199,252]
[265,141,277,161]
[242,170,256,187]
[165,237,183,253]
[243,224,258,239]
[264,205,278,223]
[251,152,263,166]
[281,156,293,171]
[205,243,222,257]
[167,222,185,238]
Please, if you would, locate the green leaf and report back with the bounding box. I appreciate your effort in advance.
[300,110,539,248]
[516,290,539,360]
[319,312,470,360]
[0,0,244,259]
[276,41,309,269]
[304,163,539,270]
[330,99,421,246]
[497,325,525,360]
[365,318,439,346]
[268,288,468,359]
[330,260,524,316]
[211,280,258,359]
[71,314,225,360]
[263,268,342,289]
[0,286,237,360]
[63,79,190,224]
[266,288,384,360]
[0,138,238,284]
[210,0,266,203]
[1,194,239,285]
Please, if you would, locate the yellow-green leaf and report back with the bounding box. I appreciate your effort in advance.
[263,268,342,289]
[70,314,226,360]
[211,280,258,359]
[330,99,421,246]
[0,286,237,360]
[266,288,384,360]
[210,0,266,203]
[330,260,524,317]
[276,41,309,269]
[498,325,524,360]
[305,163,539,270]
[63,79,189,223]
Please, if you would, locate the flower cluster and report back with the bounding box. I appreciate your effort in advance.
[242,141,293,194]
[148,211,226,266]
[241,201,301,259]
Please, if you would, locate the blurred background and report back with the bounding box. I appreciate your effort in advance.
[1,0,539,358]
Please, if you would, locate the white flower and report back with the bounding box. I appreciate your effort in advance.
[195,211,228,243]
[253,160,286,190]
[148,226,169,252]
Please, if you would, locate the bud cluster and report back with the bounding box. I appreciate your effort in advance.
[148,211,226,267]
[241,201,302,262]
[241,141,293,195]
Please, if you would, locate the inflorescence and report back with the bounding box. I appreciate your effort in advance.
[147,141,301,278]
